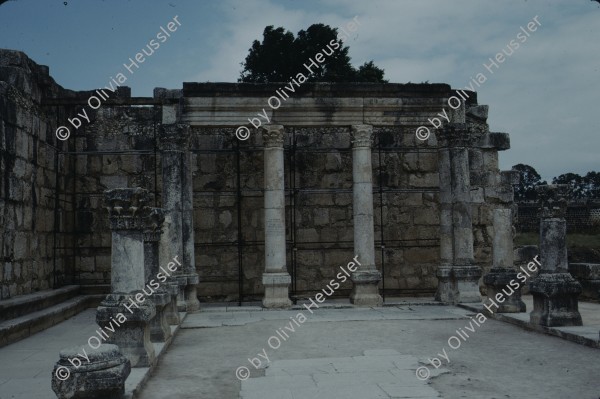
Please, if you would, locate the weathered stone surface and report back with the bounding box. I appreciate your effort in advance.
[529,185,582,327]
[51,344,130,399]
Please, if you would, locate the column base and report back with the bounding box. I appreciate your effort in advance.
[529,273,582,327]
[175,275,188,312]
[483,268,526,313]
[453,265,482,303]
[262,272,292,308]
[96,294,156,367]
[435,266,455,304]
[165,282,181,325]
[350,270,382,307]
[150,291,172,342]
[184,273,200,312]
[52,344,130,399]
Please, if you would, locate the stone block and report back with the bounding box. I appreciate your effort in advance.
[51,344,130,399]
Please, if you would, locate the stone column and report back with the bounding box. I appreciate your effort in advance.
[96,188,156,367]
[159,124,196,311]
[182,149,200,311]
[349,124,382,306]
[529,185,582,326]
[435,124,482,303]
[143,208,172,342]
[261,125,292,308]
[435,146,455,302]
[483,207,526,312]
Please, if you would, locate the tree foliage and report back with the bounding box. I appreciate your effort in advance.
[512,164,546,202]
[553,171,600,200]
[512,164,600,202]
[239,24,387,83]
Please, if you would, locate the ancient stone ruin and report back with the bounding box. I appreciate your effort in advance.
[1,49,515,306]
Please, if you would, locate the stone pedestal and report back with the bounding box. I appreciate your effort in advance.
[143,208,172,342]
[97,188,156,367]
[529,185,582,327]
[569,263,600,300]
[159,124,199,312]
[96,294,156,368]
[483,207,526,312]
[434,266,454,303]
[261,125,291,308]
[349,125,382,306]
[51,344,130,399]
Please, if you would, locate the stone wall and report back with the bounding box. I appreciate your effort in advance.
[517,201,600,233]
[0,50,512,301]
[0,50,75,298]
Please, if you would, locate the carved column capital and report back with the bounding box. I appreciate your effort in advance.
[143,207,165,242]
[537,184,569,218]
[261,125,284,148]
[437,123,476,148]
[350,124,373,148]
[159,124,190,152]
[104,187,152,231]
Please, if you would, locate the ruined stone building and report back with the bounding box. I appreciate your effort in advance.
[1,49,513,306]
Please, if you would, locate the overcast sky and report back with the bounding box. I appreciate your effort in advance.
[0,0,598,181]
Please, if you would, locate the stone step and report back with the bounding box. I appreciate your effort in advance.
[0,285,81,322]
[0,294,103,348]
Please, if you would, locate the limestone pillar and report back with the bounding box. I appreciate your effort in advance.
[529,185,582,326]
[349,124,382,306]
[96,188,156,367]
[143,208,172,342]
[159,124,199,311]
[483,207,526,312]
[261,125,292,308]
[182,149,200,311]
[435,124,482,303]
[435,147,455,302]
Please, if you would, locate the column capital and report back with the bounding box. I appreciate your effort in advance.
[436,123,476,148]
[350,124,373,148]
[537,184,569,218]
[104,187,152,231]
[143,207,165,242]
[261,125,284,147]
[159,123,190,152]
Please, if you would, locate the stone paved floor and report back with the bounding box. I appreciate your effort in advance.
[1,297,600,398]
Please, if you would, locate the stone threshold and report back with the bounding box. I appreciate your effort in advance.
[124,312,187,399]
[457,302,600,350]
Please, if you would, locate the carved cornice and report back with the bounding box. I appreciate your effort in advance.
[159,124,190,152]
[261,125,284,148]
[350,124,373,148]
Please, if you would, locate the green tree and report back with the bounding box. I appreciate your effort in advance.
[239,24,386,83]
[552,172,586,200]
[512,164,546,202]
